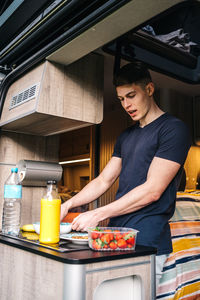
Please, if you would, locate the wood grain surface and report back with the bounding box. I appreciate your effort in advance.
[0,131,59,227]
[0,243,64,300]
[0,53,104,136]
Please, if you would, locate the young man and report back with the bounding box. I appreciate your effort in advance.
[60,61,191,287]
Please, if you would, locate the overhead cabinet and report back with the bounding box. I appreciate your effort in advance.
[0,53,104,136]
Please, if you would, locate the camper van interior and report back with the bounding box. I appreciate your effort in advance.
[0,1,200,299]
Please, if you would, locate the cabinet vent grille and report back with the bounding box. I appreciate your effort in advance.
[9,83,39,109]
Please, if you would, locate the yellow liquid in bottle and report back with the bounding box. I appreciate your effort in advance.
[39,198,61,244]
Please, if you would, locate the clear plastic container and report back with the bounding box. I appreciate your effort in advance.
[39,180,61,244]
[88,227,138,251]
[2,167,22,236]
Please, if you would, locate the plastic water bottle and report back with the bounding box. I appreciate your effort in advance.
[2,167,22,236]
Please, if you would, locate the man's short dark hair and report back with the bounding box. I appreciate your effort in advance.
[113,61,152,88]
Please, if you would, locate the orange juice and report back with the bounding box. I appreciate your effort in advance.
[39,198,61,244]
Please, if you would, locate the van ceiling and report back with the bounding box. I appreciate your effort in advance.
[0,0,53,51]
[0,0,13,15]
[47,0,200,84]
[47,0,185,65]
[0,0,200,85]
[0,0,132,68]
[102,1,200,84]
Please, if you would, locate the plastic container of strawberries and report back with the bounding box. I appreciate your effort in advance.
[88,227,138,251]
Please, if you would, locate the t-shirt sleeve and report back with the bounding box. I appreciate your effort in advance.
[155,120,191,165]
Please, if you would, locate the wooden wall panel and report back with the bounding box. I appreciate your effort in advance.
[157,88,193,138]
[98,107,131,225]
[0,131,59,227]
[157,88,196,189]
[59,127,90,160]
[0,131,58,164]
[63,165,89,191]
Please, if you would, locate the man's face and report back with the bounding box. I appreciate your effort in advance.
[116,82,154,124]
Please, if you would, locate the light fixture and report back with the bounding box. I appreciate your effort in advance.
[59,158,90,165]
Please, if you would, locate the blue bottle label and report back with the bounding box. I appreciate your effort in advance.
[4,185,22,199]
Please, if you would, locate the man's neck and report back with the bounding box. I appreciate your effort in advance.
[139,104,165,128]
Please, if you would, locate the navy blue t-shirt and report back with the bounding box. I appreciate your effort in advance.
[109,113,191,254]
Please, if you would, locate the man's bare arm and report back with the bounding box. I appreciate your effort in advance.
[100,156,180,217]
[60,156,122,221]
[72,157,181,231]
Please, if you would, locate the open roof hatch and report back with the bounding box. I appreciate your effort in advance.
[103,1,200,84]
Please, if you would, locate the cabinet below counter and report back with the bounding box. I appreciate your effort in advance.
[0,234,156,300]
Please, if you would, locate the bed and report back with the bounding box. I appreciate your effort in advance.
[156,192,200,300]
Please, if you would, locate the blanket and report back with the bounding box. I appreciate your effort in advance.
[156,196,200,300]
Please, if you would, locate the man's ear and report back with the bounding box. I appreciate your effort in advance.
[146,82,154,96]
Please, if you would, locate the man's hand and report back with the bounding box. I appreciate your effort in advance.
[71,209,102,232]
[60,201,71,222]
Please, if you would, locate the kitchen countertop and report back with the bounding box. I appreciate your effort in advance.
[0,233,157,264]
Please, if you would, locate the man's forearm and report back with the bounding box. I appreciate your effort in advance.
[61,156,122,222]
[70,157,180,230]
[96,157,180,221]
[63,175,111,211]
[96,180,158,220]
[69,180,157,231]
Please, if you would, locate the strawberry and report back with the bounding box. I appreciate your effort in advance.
[91,232,100,239]
[115,233,123,241]
[117,238,128,249]
[123,233,135,245]
[108,233,114,241]
[126,237,135,245]
[109,241,117,250]
[101,233,111,244]
[92,240,101,250]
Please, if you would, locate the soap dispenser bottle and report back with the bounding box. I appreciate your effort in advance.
[39,180,61,244]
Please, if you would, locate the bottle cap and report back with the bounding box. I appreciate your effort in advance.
[47,180,57,185]
[11,167,18,173]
